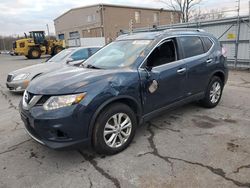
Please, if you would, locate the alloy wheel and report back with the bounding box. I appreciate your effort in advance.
[103,113,132,148]
[209,81,221,104]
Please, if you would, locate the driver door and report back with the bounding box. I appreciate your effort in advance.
[139,38,187,115]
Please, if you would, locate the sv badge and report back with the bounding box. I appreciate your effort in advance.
[148,80,158,93]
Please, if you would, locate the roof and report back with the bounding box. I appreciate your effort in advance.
[116,28,213,41]
[54,3,179,21]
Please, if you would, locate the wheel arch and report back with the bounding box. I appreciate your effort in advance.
[87,95,142,139]
[211,70,225,85]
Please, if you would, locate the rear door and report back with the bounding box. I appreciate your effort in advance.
[177,36,215,96]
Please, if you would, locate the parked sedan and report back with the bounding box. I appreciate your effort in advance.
[6,46,101,92]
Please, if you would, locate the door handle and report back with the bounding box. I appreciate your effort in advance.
[177,68,186,74]
[206,59,213,63]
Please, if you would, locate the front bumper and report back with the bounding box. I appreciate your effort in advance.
[19,102,92,150]
[6,80,29,92]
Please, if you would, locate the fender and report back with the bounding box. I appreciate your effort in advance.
[87,95,143,138]
[207,69,226,86]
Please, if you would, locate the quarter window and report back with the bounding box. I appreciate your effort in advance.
[202,37,213,52]
[179,36,204,58]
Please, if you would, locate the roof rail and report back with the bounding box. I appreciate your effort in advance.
[163,28,205,33]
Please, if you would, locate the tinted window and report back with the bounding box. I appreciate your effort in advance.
[89,48,100,55]
[71,49,89,61]
[179,36,204,58]
[202,37,213,52]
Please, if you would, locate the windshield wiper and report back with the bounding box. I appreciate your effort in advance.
[85,64,102,69]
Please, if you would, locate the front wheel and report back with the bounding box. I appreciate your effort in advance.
[93,103,137,155]
[200,76,223,108]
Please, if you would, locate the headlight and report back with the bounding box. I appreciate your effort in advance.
[43,93,86,110]
[13,73,29,81]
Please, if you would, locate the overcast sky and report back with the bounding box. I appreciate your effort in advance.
[0,0,249,36]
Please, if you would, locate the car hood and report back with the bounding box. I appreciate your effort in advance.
[27,66,119,95]
[10,63,63,77]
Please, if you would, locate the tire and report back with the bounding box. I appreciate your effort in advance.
[93,103,137,155]
[200,76,223,108]
[52,46,63,56]
[27,48,41,59]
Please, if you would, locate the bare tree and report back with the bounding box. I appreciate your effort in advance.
[189,8,226,22]
[155,0,202,22]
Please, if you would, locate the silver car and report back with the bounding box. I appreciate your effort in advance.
[6,46,101,92]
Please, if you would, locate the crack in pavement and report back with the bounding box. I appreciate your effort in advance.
[150,122,181,133]
[88,176,93,188]
[78,150,121,188]
[0,85,19,111]
[0,139,31,155]
[143,123,250,188]
[234,164,250,173]
[147,123,175,175]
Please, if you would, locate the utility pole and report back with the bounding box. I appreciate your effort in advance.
[129,19,134,34]
[46,24,50,39]
[234,0,241,68]
[248,0,250,65]
[2,36,6,51]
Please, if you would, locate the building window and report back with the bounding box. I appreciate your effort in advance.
[69,31,79,39]
[58,34,64,40]
[153,13,159,24]
[135,11,141,23]
[87,15,96,23]
[87,15,92,22]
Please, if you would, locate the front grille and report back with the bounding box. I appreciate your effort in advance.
[7,74,13,82]
[20,42,25,48]
[36,95,50,105]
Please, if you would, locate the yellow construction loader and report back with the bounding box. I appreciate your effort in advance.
[13,31,65,59]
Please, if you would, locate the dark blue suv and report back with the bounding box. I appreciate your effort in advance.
[19,29,228,155]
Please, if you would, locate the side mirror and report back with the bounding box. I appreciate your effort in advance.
[66,58,74,64]
[68,59,86,66]
[145,65,152,71]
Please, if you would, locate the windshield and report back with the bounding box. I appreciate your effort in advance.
[47,49,74,63]
[83,40,152,69]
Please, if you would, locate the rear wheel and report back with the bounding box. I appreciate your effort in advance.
[200,76,223,108]
[27,48,41,59]
[93,103,137,155]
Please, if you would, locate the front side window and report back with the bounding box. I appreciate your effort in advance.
[70,49,89,61]
[135,11,141,23]
[83,40,152,69]
[179,36,204,58]
[147,39,177,67]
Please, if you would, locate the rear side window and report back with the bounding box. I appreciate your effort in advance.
[89,48,100,55]
[202,37,213,52]
[70,49,89,61]
[179,36,204,58]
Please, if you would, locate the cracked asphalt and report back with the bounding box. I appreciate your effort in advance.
[1,55,250,188]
